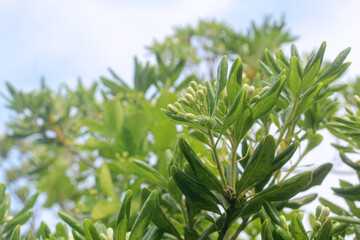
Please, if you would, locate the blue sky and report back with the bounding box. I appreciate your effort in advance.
[1,0,360,225]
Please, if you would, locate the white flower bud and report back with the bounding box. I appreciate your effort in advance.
[246,86,255,100]
[315,205,322,219]
[190,81,198,90]
[185,93,195,104]
[185,113,197,120]
[167,104,179,114]
[259,86,270,96]
[319,207,330,222]
[197,90,205,101]
[187,87,196,96]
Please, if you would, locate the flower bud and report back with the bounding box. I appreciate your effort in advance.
[298,211,304,220]
[185,113,197,120]
[180,98,190,106]
[315,205,322,219]
[107,228,114,240]
[175,102,182,110]
[250,95,260,103]
[198,116,217,129]
[207,117,217,129]
[167,104,179,114]
[345,106,354,115]
[246,86,255,100]
[100,233,108,240]
[319,207,330,222]
[259,86,270,96]
[313,220,321,231]
[185,93,195,104]
[280,215,288,231]
[197,90,205,101]
[190,81,198,90]
[187,87,196,96]
[354,95,360,108]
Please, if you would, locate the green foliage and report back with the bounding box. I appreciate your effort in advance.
[0,16,359,239]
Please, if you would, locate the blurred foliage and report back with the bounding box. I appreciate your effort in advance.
[0,16,359,239]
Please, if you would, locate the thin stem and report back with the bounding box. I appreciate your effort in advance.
[281,146,307,180]
[230,140,238,190]
[230,216,250,240]
[209,129,227,188]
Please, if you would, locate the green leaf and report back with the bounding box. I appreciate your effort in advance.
[285,193,317,209]
[40,222,51,239]
[179,138,223,193]
[168,177,182,204]
[332,184,360,201]
[237,135,276,195]
[303,163,332,191]
[99,164,116,200]
[263,200,281,225]
[290,213,308,240]
[317,47,351,84]
[288,56,302,97]
[271,141,299,172]
[242,171,313,216]
[205,81,216,117]
[222,85,247,131]
[234,106,254,143]
[13,192,38,218]
[339,151,360,171]
[59,210,85,236]
[303,41,326,89]
[143,226,164,240]
[83,219,101,240]
[261,219,274,240]
[55,222,69,240]
[317,219,332,240]
[3,211,33,233]
[227,57,243,104]
[10,225,20,240]
[275,225,292,240]
[103,98,124,133]
[170,166,221,214]
[252,75,286,119]
[214,55,228,115]
[189,130,210,146]
[130,159,167,187]
[304,134,323,154]
[265,49,282,74]
[319,197,348,215]
[129,190,159,240]
[115,190,132,233]
[295,82,323,118]
[140,188,181,239]
[329,216,360,224]
[91,201,120,220]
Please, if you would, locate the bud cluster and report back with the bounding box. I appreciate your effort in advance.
[344,95,360,122]
[167,81,220,129]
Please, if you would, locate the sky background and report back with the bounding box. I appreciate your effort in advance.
[1,0,360,228]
